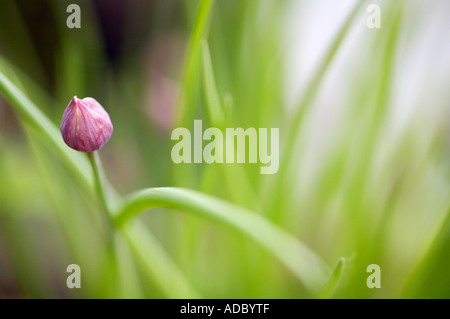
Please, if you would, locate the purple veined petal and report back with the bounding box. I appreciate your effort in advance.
[61,96,113,152]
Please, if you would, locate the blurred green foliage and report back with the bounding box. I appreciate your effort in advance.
[0,0,450,298]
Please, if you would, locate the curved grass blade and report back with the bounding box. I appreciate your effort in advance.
[317,257,345,299]
[114,187,331,293]
[0,66,93,191]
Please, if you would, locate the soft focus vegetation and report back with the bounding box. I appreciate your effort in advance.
[0,0,450,298]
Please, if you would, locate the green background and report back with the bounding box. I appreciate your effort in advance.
[0,0,449,298]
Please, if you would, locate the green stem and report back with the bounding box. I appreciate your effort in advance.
[114,187,331,293]
[87,152,201,298]
[87,151,119,297]
[87,151,112,218]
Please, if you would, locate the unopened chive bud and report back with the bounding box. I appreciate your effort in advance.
[61,96,113,152]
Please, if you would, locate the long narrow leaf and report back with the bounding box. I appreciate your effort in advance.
[0,68,93,190]
[176,0,215,125]
[201,38,223,126]
[114,187,331,293]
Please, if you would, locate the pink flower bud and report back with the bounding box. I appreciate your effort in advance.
[61,96,113,152]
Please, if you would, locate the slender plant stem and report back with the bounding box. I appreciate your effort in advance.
[87,151,123,297]
[87,151,112,219]
[86,152,202,297]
